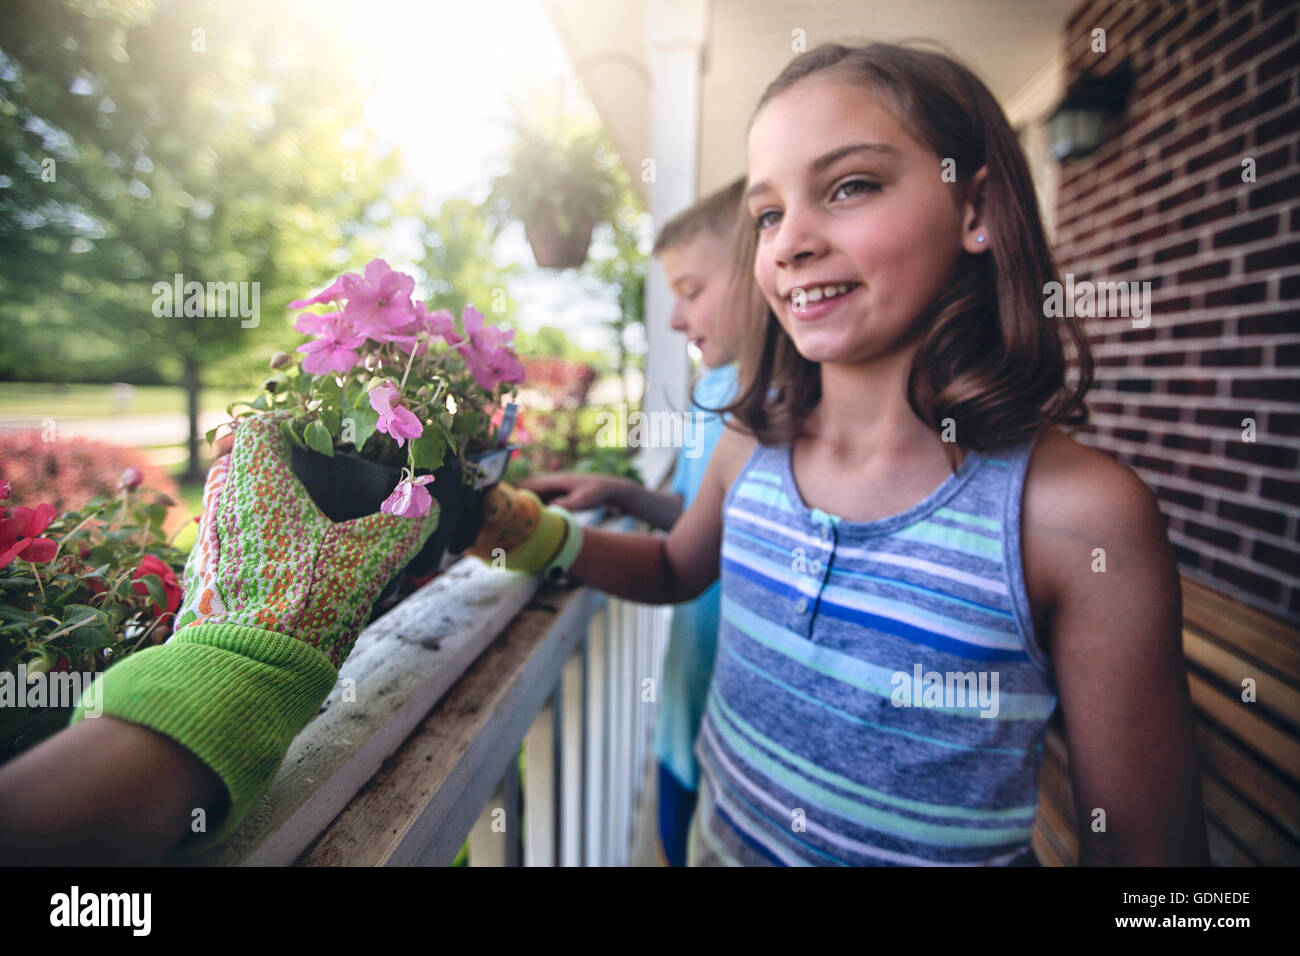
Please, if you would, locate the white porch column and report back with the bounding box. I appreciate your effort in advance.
[640,0,709,489]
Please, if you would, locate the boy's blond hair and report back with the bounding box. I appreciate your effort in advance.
[651,177,746,256]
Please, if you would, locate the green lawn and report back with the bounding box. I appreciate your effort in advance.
[0,382,249,419]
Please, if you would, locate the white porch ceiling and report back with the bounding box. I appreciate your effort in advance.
[541,0,1079,197]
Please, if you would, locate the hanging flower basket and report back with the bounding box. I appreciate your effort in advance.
[524,214,596,270]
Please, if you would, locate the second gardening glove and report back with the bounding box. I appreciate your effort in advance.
[468,482,577,577]
[68,411,440,854]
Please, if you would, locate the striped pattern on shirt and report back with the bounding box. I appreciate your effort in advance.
[688,436,1056,866]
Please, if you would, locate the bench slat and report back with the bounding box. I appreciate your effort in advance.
[1182,578,1300,678]
[1194,718,1300,844]
[1187,671,1300,787]
[1200,773,1300,866]
[1184,626,1300,731]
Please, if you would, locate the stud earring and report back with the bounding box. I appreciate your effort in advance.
[976,235,986,243]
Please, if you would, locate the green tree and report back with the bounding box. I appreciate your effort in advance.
[582,159,648,405]
[0,0,395,478]
[417,196,517,321]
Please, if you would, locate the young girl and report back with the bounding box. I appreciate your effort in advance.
[546,41,1209,866]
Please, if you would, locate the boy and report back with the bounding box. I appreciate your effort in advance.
[520,176,745,866]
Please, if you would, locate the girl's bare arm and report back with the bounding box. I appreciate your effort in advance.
[566,426,752,605]
[1026,444,1209,865]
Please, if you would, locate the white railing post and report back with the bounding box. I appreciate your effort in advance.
[561,646,586,867]
[523,693,557,866]
[585,602,608,865]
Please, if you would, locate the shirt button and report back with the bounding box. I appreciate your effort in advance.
[795,596,809,613]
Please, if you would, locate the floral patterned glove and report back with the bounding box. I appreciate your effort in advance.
[68,411,440,855]
[173,411,438,665]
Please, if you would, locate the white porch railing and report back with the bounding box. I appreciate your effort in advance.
[187,512,671,867]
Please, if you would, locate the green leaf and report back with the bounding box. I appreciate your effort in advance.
[205,424,220,445]
[411,429,447,471]
[0,604,34,624]
[305,419,334,456]
[251,392,270,411]
[319,408,341,437]
[293,371,314,397]
[60,605,114,649]
[145,502,167,529]
[138,573,166,611]
[318,373,343,405]
[344,406,379,451]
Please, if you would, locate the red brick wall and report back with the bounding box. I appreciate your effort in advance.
[1055,0,1299,624]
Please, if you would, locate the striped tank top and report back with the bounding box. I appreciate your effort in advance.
[688,434,1057,866]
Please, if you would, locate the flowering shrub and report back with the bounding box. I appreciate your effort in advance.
[221,259,525,518]
[0,431,186,536]
[0,472,189,677]
[504,357,640,483]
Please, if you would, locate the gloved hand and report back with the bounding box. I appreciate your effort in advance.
[468,482,571,575]
[69,411,439,854]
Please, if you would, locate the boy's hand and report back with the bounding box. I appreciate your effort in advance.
[518,472,623,512]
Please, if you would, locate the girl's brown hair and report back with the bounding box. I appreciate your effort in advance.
[720,41,1094,472]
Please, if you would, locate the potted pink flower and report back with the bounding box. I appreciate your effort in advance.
[215,259,525,583]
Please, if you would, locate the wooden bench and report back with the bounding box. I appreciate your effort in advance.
[1032,576,1300,866]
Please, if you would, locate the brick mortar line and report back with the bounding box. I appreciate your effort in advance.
[1179,565,1300,624]
[1156,499,1297,557]
[1057,166,1300,259]
[1079,429,1300,481]
[1164,526,1294,584]
[1056,114,1297,223]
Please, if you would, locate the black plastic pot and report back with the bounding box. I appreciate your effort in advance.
[290,445,465,606]
[289,445,502,611]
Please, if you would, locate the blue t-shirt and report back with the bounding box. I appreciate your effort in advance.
[654,362,738,790]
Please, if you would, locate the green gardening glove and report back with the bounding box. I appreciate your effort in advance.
[69,411,440,854]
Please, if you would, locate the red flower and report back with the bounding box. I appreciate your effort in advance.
[0,478,10,500]
[0,502,59,568]
[131,554,182,618]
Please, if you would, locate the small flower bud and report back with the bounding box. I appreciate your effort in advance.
[269,351,292,369]
[364,353,383,373]
[119,466,143,491]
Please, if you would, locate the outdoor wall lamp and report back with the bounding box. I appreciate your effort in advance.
[1047,60,1134,161]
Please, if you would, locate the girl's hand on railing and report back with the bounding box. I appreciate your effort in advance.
[467,482,571,575]
[65,411,440,855]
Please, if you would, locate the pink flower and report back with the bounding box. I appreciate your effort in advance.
[289,273,352,309]
[381,474,436,518]
[119,467,143,490]
[131,553,182,618]
[460,305,526,390]
[419,304,463,345]
[0,479,9,500]
[369,381,424,447]
[295,312,367,375]
[0,502,58,568]
[341,259,417,339]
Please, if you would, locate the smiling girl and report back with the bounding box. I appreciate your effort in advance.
[553,41,1209,865]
